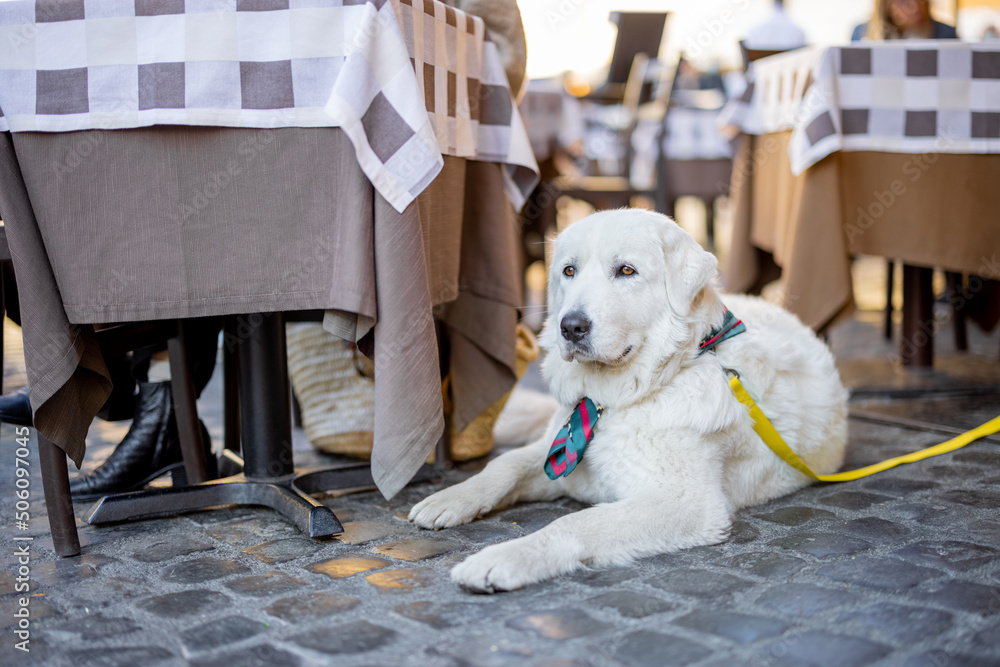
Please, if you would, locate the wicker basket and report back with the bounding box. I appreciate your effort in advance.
[286,323,375,459]
[286,322,540,462]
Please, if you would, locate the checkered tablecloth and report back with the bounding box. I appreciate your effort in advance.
[0,0,538,212]
[718,41,1000,175]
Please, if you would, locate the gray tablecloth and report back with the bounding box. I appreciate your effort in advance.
[0,126,521,499]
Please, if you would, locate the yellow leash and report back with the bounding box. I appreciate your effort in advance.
[728,375,1000,482]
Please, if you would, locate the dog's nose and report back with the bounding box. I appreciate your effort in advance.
[560,312,591,343]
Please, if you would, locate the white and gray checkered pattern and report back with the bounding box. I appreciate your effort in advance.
[718,41,1000,175]
[0,0,538,211]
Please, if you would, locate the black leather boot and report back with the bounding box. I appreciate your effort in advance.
[0,387,32,427]
[69,381,214,501]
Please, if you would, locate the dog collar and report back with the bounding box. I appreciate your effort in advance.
[544,397,604,480]
[698,307,745,355]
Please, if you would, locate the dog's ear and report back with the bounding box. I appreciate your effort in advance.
[661,223,718,317]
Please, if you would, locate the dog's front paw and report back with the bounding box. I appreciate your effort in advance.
[451,539,562,593]
[408,482,493,530]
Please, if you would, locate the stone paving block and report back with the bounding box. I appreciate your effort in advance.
[965,520,1000,545]
[972,620,1000,649]
[136,589,232,618]
[924,465,986,483]
[507,608,608,639]
[833,516,911,542]
[892,540,1000,572]
[728,520,761,544]
[161,556,250,584]
[62,576,152,604]
[818,491,893,510]
[309,555,389,579]
[336,520,403,545]
[862,477,938,496]
[242,537,325,563]
[913,580,1000,615]
[646,568,753,598]
[225,572,309,597]
[179,614,267,653]
[290,619,397,655]
[395,600,497,629]
[264,591,360,621]
[185,507,259,526]
[375,537,459,561]
[570,566,638,588]
[0,596,56,629]
[939,489,1000,508]
[131,536,215,563]
[952,450,1000,467]
[43,613,138,639]
[902,651,998,667]
[612,630,712,666]
[833,602,953,643]
[724,551,808,578]
[586,591,676,618]
[674,608,788,645]
[755,506,837,526]
[768,532,872,558]
[189,644,302,667]
[755,584,859,617]
[365,567,434,592]
[64,646,176,667]
[817,556,942,591]
[892,501,978,525]
[449,522,518,544]
[31,553,115,586]
[759,630,890,667]
[428,634,535,666]
[495,506,575,533]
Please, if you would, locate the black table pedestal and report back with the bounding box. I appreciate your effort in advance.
[83,313,435,537]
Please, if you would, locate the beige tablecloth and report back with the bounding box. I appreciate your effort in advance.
[0,126,521,499]
[725,131,1000,332]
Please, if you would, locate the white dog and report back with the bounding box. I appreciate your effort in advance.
[409,209,847,592]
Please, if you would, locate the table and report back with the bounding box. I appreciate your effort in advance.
[719,42,1000,366]
[0,0,537,532]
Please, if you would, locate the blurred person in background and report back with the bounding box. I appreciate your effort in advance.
[744,0,808,50]
[852,0,958,41]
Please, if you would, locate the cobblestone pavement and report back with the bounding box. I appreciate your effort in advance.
[1,312,999,667]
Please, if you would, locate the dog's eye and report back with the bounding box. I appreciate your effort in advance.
[618,265,636,277]
[563,266,575,277]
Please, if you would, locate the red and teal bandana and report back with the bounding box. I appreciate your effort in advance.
[544,398,604,480]
[698,307,745,356]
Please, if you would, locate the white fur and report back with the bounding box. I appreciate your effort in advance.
[409,209,848,592]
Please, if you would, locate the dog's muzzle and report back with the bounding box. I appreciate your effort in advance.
[560,311,591,344]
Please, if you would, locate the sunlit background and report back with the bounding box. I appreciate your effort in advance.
[517,0,1000,80]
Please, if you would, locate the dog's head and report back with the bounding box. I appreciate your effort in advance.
[540,209,718,377]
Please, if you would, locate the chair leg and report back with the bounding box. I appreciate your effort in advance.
[884,260,894,341]
[223,318,241,455]
[166,321,211,484]
[37,433,81,557]
[946,272,968,352]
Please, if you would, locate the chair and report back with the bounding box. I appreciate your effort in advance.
[587,12,668,104]
[739,41,793,71]
[555,53,661,211]
[0,222,215,556]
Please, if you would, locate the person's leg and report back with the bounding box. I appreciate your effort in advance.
[69,317,221,500]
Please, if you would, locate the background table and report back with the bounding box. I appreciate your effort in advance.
[720,42,1000,365]
[0,0,537,505]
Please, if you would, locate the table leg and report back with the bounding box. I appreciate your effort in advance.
[901,265,934,367]
[84,313,345,537]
